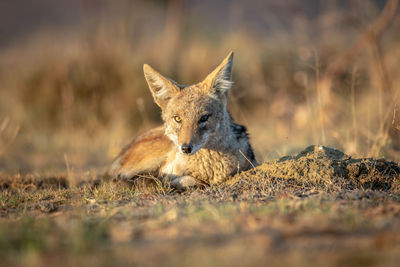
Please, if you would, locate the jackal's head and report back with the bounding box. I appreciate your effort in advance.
[143,52,234,155]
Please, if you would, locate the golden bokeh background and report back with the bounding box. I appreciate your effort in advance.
[0,0,399,175]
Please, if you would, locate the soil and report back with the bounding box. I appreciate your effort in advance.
[238,145,400,192]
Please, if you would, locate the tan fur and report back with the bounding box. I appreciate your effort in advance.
[108,52,257,189]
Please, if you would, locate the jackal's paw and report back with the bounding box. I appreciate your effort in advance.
[171,176,198,190]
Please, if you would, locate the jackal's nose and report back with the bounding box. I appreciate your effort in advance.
[181,144,193,154]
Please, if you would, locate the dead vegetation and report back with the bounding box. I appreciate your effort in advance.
[1,145,400,266]
[1,0,400,266]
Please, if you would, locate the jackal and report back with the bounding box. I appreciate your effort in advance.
[108,52,257,189]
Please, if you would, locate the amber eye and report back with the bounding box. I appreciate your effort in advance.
[199,114,210,123]
[173,115,182,123]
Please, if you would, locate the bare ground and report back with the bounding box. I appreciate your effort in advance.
[1,145,400,267]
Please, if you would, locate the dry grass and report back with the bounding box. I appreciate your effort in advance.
[1,146,400,266]
[0,1,399,173]
[1,1,400,266]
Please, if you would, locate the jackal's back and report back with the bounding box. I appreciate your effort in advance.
[108,126,173,179]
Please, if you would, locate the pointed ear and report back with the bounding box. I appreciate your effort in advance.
[143,64,180,109]
[202,51,234,98]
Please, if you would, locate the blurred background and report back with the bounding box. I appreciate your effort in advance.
[0,0,399,176]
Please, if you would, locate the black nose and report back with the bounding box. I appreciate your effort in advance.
[181,144,193,154]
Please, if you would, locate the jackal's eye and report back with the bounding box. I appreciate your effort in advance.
[173,115,182,123]
[199,114,210,123]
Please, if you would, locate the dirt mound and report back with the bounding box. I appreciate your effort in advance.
[238,145,400,192]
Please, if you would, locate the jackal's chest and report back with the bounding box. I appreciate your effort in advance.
[161,149,246,183]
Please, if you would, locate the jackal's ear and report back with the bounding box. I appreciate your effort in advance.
[202,51,234,98]
[143,64,180,109]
